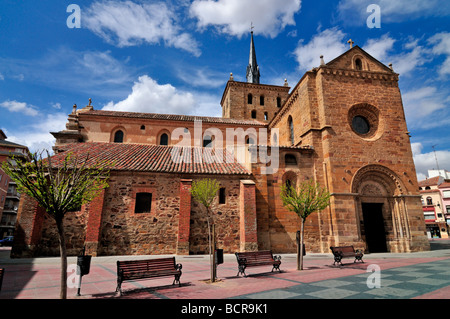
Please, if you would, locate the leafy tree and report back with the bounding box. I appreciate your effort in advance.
[280,179,330,270]
[190,178,220,282]
[2,150,110,299]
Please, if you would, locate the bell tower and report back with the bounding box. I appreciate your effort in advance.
[246,30,260,84]
[221,31,290,122]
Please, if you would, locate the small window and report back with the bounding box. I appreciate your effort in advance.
[425,186,431,190]
[264,112,268,121]
[219,188,226,204]
[160,133,169,145]
[277,97,281,108]
[260,96,264,106]
[285,154,297,166]
[114,130,124,143]
[251,110,257,119]
[355,58,363,70]
[140,125,145,130]
[426,197,433,205]
[288,116,294,145]
[203,135,212,147]
[135,193,152,213]
[247,94,253,104]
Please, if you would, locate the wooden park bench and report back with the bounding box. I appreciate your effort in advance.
[0,268,4,292]
[330,246,364,266]
[235,250,281,277]
[116,257,182,296]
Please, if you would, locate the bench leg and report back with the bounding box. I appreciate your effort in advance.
[116,280,123,296]
[173,272,182,287]
[237,265,247,277]
[333,256,342,266]
[354,256,364,263]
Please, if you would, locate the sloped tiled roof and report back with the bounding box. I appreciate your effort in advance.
[51,142,251,175]
[82,110,267,126]
[418,176,442,187]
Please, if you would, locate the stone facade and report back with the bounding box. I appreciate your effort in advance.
[11,45,430,258]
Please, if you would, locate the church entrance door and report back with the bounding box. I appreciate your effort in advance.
[362,203,387,253]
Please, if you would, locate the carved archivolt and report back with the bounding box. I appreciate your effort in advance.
[351,164,405,196]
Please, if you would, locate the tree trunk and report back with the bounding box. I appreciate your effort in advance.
[299,218,305,270]
[56,217,67,299]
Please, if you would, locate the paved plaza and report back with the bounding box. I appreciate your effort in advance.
[0,240,449,302]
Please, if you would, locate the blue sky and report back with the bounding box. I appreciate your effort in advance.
[0,0,449,180]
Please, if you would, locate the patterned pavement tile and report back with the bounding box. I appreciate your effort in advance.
[407,277,449,286]
[246,290,302,299]
[363,286,417,298]
[306,287,359,299]
[310,279,353,288]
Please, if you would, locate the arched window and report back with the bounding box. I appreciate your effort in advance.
[272,133,278,145]
[160,133,169,145]
[203,135,212,147]
[277,97,281,108]
[288,116,294,145]
[114,130,124,143]
[260,95,265,105]
[251,110,257,119]
[426,197,433,205]
[248,94,253,104]
[355,58,363,70]
[285,154,297,166]
[246,137,255,145]
[264,112,268,121]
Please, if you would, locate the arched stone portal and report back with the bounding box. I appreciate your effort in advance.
[351,165,412,253]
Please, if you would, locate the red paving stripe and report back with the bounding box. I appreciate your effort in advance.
[413,285,450,299]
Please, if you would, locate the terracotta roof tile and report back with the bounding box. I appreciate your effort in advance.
[82,110,267,126]
[51,142,251,175]
[418,176,442,187]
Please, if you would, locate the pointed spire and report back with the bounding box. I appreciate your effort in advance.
[246,29,260,84]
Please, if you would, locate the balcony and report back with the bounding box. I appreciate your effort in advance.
[6,191,20,200]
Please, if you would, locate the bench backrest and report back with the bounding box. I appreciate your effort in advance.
[330,246,355,254]
[236,251,274,263]
[117,257,177,274]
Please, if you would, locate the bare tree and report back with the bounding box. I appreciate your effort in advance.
[280,179,330,270]
[2,150,110,298]
[190,178,220,282]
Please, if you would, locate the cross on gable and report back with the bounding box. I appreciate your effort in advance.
[347,39,355,49]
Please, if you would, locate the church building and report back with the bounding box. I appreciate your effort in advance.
[11,33,430,258]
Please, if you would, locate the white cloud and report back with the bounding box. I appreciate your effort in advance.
[402,86,449,129]
[338,0,450,24]
[190,0,301,38]
[411,142,450,181]
[84,1,201,56]
[103,75,196,114]
[0,48,135,98]
[428,32,450,76]
[363,34,430,76]
[293,27,347,71]
[4,113,68,154]
[364,34,395,62]
[176,67,226,88]
[102,75,222,117]
[0,100,39,117]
